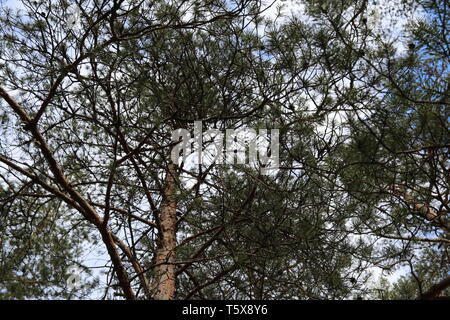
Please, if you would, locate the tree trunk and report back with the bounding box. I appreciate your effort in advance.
[151,163,177,299]
[418,276,450,300]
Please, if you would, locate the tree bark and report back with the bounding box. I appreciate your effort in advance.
[417,277,450,300]
[387,184,450,232]
[418,276,450,300]
[151,162,177,299]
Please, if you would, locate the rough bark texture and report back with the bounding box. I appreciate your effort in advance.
[418,276,450,300]
[388,184,450,232]
[151,163,177,299]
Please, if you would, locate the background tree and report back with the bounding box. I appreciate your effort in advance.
[321,0,450,299]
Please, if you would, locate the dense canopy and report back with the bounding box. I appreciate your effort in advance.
[0,0,448,300]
